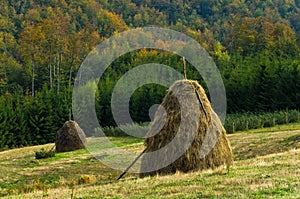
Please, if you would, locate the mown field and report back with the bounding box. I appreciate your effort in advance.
[0,123,300,199]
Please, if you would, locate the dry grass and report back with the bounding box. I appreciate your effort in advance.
[141,80,233,176]
[0,125,299,198]
[229,129,300,160]
[4,148,300,199]
[55,120,86,152]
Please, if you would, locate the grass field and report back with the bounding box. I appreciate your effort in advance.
[0,123,299,198]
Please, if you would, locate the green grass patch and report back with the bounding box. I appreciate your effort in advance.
[283,134,300,142]
[0,123,299,198]
[108,136,143,147]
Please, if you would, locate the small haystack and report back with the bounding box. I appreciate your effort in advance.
[140,80,233,176]
[55,120,87,152]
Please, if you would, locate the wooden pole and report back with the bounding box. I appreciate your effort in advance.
[183,57,187,80]
[116,148,147,180]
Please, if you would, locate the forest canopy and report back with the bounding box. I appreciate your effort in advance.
[0,0,300,148]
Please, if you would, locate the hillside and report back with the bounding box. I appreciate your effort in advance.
[0,0,300,150]
[1,0,300,96]
[0,123,299,198]
[0,2,299,198]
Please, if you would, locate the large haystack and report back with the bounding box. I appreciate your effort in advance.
[55,120,87,152]
[140,80,233,176]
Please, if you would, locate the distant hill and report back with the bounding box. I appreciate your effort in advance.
[0,0,299,150]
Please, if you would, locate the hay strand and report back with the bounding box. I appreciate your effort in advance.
[140,80,233,177]
[55,120,86,152]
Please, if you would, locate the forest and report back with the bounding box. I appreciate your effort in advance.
[0,0,300,149]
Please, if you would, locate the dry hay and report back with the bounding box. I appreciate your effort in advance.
[55,120,87,152]
[140,80,233,177]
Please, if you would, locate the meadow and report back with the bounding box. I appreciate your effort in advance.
[0,123,299,199]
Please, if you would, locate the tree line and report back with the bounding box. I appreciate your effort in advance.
[0,0,300,149]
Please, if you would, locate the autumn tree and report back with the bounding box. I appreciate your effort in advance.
[19,22,45,96]
[96,9,128,36]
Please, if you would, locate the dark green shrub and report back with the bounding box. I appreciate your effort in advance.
[225,109,300,133]
[35,148,55,159]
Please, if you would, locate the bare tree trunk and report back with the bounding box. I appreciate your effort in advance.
[49,45,53,89]
[31,59,35,97]
[49,58,52,89]
[57,55,59,93]
[57,51,62,93]
[53,56,56,80]
[69,59,74,89]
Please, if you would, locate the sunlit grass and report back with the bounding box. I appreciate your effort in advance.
[0,122,299,198]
